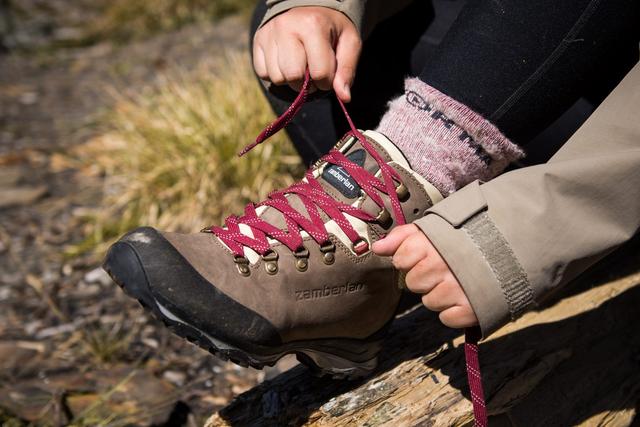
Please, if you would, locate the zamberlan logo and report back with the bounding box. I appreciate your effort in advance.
[321,149,365,198]
[295,283,364,301]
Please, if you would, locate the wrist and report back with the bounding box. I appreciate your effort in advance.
[259,1,363,34]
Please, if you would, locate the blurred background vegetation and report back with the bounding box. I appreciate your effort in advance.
[69,55,303,256]
[84,0,257,45]
[0,1,306,425]
[3,0,304,254]
[2,0,257,50]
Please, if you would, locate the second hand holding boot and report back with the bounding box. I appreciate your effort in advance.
[103,72,443,378]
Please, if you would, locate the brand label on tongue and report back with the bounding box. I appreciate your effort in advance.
[322,149,366,199]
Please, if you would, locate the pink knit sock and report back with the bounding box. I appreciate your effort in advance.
[376,78,524,196]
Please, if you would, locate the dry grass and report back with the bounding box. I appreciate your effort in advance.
[72,54,303,254]
[81,324,133,365]
[8,0,257,50]
[0,409,25,427]
[84,0,256,44]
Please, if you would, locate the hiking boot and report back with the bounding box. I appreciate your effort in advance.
[103,129,443,378]
[103,71,443,377]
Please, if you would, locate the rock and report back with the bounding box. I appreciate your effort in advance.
[40,269,59,286]
[65,368,178,426]
[18,92,38,105]
[0,286,12,301]
[35,323,77,339]
[163,370,187,387]
[0,271,21,286]
[0,341,43,375]
[73,281,101,297]
[142,337,159,349]
[53,27,83,43]
[0,166,22,187]
[0,383,68,425]
[23,320,43,335]
[0,367,179,426]
[0,185,47,208]
[61,263,73,276]
[83,267,112,286]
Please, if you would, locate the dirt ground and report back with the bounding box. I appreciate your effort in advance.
[0,5,295,425]
[3,2,640,427]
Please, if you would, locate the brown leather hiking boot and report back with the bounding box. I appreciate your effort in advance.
[103,129,443,378]
[103,74,443,377]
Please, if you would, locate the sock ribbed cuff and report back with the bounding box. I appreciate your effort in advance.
[376,78,524,195]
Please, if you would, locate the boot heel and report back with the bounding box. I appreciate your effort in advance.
[295,340,382,379]
[300,350,379,379]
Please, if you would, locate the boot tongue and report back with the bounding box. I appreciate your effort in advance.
[255,130,426,240]
[256,133,390,230]
[319,149,366,199]
[314,132,395,204]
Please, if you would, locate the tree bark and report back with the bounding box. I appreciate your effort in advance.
[207,240,640,427]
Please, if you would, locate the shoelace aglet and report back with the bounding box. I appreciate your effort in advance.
[238,70,312,157]
[238,142,257,157]
[238,125,274,156]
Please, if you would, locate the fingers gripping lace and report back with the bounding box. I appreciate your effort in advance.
[210,71,407,257]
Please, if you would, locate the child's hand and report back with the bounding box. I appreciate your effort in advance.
[253,6,361,102]
[373,224,478,328]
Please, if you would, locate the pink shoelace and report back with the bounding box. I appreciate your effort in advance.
[209,70,406,258]
[208,70,488,427]
[465,326,488,426]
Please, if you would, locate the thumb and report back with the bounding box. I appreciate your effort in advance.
[333,30,361,102]
[372,224,418,256]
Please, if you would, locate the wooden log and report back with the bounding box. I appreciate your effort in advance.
[207,239,640,427]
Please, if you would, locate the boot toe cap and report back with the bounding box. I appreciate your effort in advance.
[103,227,281,349]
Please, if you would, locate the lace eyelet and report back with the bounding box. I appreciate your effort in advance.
[234,256,251,277]
[375,207,392,229]
[352,239,369,255]
[319,241,336,265]
[262,250,279,275]
[294,246,309,272]
[295,258,308,272]
[396,183,410,202]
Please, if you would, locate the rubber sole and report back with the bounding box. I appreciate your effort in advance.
[103,244,383,380]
